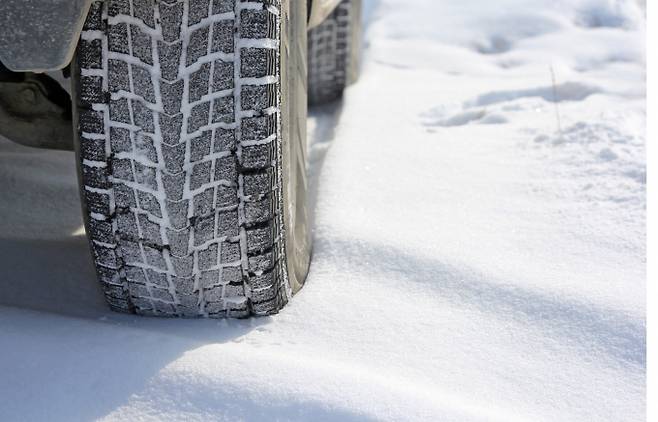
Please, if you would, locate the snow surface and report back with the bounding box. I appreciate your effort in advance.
[0,0,646,420]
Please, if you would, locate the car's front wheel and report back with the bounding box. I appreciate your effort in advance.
[73,0,311,317]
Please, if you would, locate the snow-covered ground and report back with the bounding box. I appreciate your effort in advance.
[0,0,646,420]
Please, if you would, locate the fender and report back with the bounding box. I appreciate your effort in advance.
[0,0,92,72]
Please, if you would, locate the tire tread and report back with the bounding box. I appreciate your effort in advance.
[76,0,289,318]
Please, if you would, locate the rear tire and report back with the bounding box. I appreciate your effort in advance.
[73,0,311,318]
[307,0,361,105]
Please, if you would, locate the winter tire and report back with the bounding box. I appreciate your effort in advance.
[73,0,311,318]
[307,0,361,105]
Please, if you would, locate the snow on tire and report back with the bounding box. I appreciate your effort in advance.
[73,0,311,318]
[307,0,361,105]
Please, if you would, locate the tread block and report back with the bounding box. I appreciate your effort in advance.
[217,209,239,237]
[213,127,236,152]
[241,115,274,142]
[132,0,156,28]
[162,142,186,173]
[85,189,112,215]
[138,214,163,245]
[175,278,197,295]
[120,241,143,265]
[224,283,244,297]
[79,109,105,134]
[240,143,273,170]
[109,97,132,124]
[82,165,110,189]
[96,267,123,286]
[114,183,138,208]
[80,76,105,104]
[246,224,272,254]
[214,155,237,182]
[251,297,276,314]
[190,161,212,191]
[188,101,211,133]
[126,266,147,283]
[110,127,132,153]
[215,184,238,207]
[201,269,220,288]
[212,60,234,91]
[104,283,127,299]
[220,241,240,263]
[193,188,214,216]
[80,135,106,161]
[78,39,103,69]
[250,270,274,291]
[133,162,158,190]
[211,95,235,123]
[130,24,154,65]
[143,245,167,269]
[190,130,212,162]
[160,79,184,115]
[165,198,189,229]
[158,113,184,145]
[134,133,159,162]
[157,41,182,81]
[241,83,274,110]
[198,243,219,270]
[108,0,130,17]
[84,2,105,31]
[162,172,186,203]
[194,214,216,246]
[131,100,155,133]
[108,59,130,93]
[240,48,275,78]
[189,63,211,103]
[211,20,234,54]
[187,26,210,66]
[204,286,223,303]
[138,190,162,217]
[131,64,156,103]
[188,0,210,26]
[151,288,174,302]
[245,196,272,224]
[212,0,234,15]
[108,22,130,54]
[248,250,274,274]
[243,169,272,196]
[145,268,169,287]
[129,283,150,299]
[240,9,273,39]
[116,210,139,236]
[221,266,242,283]
[159,1,184,43]
[170,256,194,277]
[89,219,114,243]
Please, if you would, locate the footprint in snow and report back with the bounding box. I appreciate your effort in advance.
[464,82,601,108]
[421,108,508,128]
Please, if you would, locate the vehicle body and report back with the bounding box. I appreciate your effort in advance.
[0,0,342,72]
